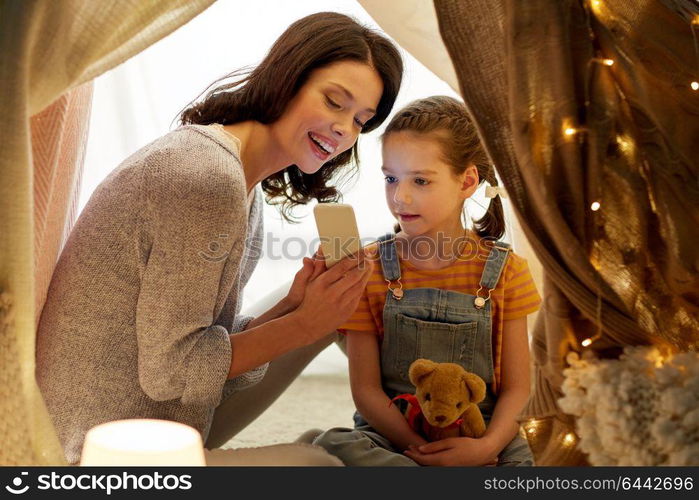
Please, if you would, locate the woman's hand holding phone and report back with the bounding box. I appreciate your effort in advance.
[289,248,373,344]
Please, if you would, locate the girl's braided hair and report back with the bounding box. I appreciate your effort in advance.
[382,96,505,240]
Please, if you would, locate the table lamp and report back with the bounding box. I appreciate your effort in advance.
[80,419,206,466]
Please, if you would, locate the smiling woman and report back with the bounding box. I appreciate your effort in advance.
[35,11,403,465]
[181,12,401,221]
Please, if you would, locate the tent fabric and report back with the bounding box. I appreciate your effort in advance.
[31,81,94,327]
[0,0,215,465]
[430,0,698,464]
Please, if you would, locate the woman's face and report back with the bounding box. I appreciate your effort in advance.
[271,60,384,174]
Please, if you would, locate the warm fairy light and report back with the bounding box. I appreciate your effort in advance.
[589,0,602,15]
[563,433,577,447]
[581,332,602,347]
[590,201,601,211]
[593,57,615,66]
[691,81,699,91]
[526,419,540,435]
[616,134,634,154]
[564,127,577,136]
[692,15,699,26]
[652,351,666,368]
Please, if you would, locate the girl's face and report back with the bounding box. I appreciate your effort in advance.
[271,60,384,174]
[382,131,478,238]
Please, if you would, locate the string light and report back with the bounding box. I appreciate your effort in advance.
[590,201,601,211]
[562,433,577,447]
[581,332,602,347]
[525,419,540,436]
[592,57,615,66]
[564,127,578,136]
[692,16,699,91]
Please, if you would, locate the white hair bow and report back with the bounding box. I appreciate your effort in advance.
[485,185,508,199]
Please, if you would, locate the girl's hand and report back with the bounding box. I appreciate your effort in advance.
[291,249,373,344]
[404,437,499,467]
[283,248,326,311]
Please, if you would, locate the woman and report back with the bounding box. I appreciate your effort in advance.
[36,12,403,465]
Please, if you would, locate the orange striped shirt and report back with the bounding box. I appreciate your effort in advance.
[339,234,541,394]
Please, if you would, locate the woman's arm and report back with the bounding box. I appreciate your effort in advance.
[228,254,373,378]
[243,253,325,331]
[346,330,428,451]
[242,299,293,331]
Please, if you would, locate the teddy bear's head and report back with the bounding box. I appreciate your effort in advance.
[408,359,486,428]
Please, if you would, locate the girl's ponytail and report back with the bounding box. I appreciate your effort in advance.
[473,169,505,241]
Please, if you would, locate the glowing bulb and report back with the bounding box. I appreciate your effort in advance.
[602,58,614,66]
[691,81,699,91]
[526,419,540,435]
[562,433,577,446]
[692,15,699,26]
[564,127,577,136]
[590,201,601,211]
[591,0,601,7]
[653,352,665,368]
[581,338,593,347]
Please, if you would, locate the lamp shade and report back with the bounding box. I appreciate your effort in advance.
[80,419,206,466]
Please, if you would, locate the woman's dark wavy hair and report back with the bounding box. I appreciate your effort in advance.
[180,12,403,221]
[382,96,505,240]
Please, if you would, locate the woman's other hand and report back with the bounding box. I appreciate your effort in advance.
[290,249,373,344]
[283,247,326,311]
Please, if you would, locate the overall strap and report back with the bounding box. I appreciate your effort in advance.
[478,241,512,291]
[376,233,401,281]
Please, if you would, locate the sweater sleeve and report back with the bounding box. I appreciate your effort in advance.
[135,145,247,406]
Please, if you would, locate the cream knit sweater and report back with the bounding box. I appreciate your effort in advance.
[36,125,266,463]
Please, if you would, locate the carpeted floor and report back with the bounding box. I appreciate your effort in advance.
[224,373,357,448]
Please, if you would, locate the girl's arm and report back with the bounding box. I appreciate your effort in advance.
[346,329,428,451]
[480,316,531,455]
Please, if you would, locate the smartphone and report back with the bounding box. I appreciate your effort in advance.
[313,203,362,268]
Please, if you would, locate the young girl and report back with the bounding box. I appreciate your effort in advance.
[313,96,541,466]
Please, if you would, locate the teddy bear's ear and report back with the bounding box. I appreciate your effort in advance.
[409,359,437,386]
[462,372,486,403]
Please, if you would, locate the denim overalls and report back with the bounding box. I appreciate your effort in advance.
[314,234,533,466]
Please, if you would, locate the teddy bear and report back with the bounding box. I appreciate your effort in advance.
[392,358,487,442]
